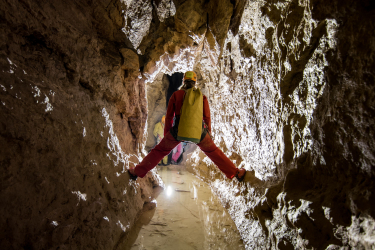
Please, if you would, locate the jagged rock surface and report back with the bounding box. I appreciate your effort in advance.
[0,0,162,249]
[185,0,375,249]
[0,0,374,249]
[144,73,169,151]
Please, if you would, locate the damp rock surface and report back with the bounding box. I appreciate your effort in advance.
[0,0,159,249]
[0,0,374,249]
[126,167,245,250]
[185,0,375,249]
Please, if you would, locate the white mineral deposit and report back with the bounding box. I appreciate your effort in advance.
[0,0,373,249]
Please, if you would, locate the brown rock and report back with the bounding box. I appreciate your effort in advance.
[1,0,374,249]
[120,48,139,71]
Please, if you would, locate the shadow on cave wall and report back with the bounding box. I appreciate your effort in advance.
[166,72,184,108]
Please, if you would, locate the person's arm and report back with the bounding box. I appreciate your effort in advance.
[203,95,211,133]
[164,93,176,135]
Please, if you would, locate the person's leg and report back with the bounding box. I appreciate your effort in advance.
[197,133,239,179]
[133,132,180,177]
[172,143,183,162]
[156,136,164,165]
[162,155,168,165]
[171,146,177,163]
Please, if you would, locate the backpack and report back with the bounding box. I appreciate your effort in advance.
[177,87,203,143]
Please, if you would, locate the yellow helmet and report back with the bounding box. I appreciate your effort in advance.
[161,115,165,124]
[184,71,197,82]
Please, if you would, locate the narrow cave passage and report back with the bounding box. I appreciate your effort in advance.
[0,0,374,249]
[125,167,245,249]
[128,71,246,249]
[144,72,184,153]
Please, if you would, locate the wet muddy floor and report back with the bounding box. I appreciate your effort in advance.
[125,166,245,250]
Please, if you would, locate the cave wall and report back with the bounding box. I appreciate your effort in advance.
[144,73,169,151]
[1,0,374,249]
[0,0,163,249]
[185,0,375,249]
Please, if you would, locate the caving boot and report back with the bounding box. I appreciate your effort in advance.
[236,168,246,182]
[128,167,138,180]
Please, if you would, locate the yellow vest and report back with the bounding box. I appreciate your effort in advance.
[153,122,164,138]
[177,88,203,143]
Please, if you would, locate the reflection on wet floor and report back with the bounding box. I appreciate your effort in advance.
[127,166,245,250]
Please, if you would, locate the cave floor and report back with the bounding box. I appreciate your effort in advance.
[127,166,245,250]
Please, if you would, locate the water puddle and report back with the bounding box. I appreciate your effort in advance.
[126,166,245,250]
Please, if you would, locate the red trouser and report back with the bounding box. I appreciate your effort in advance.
[134,131,239,179]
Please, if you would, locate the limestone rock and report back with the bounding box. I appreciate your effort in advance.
[186,0,375,249]
[120,48,139,71]
[1,0,374,249]
[0,0,160,249]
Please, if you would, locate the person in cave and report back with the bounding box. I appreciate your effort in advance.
[128,71,246,181]
[171,142,183,164]
[153,115,168,165]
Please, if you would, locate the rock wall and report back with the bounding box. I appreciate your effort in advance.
[0,0,163,249]
[144,73,169,151]
[1,0,374,249]
[186,0,375,249]
[126,0,375,248]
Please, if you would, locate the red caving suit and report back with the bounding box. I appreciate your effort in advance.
[133,89,239,179]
